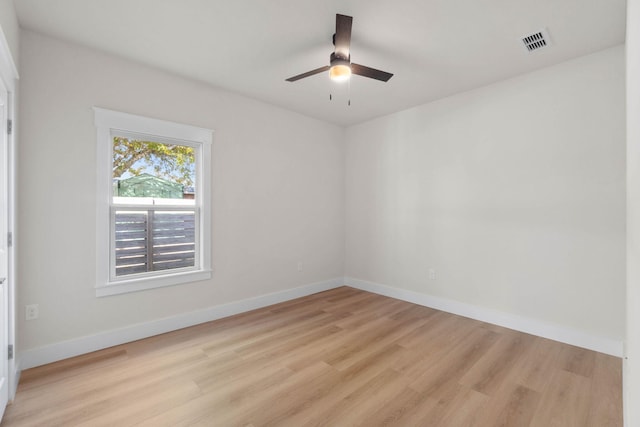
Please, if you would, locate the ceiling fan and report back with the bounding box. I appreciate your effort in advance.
[286,14,393,83]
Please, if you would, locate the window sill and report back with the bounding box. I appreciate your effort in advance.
[96,269,212,297]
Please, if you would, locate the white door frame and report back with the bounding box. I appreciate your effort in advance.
[0,28,19,402]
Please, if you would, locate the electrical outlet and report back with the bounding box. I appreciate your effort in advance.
[26,304,39,320]
[429,268,436,280]
[297,262,304,272]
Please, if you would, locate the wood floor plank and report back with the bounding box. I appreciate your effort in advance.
[17,346,129,391]
[303,368,409,427]
[471,382,542,427]
[586,352,623,426]
[433,386,489,427]
[408,326,500,395]
[510,336,564,392]
[354,385,429,427]
[326,316,431,371]
[529,369,592,427]
[559,344,597,378]
[459,330,537,395]
[1,287,622,426]
[241,361,343,427]
[403,383,485,427]
[7,347,209,419]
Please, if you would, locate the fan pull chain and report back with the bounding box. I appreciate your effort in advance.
[348,77,351,106]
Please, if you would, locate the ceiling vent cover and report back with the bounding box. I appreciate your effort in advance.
[521,28,552,52]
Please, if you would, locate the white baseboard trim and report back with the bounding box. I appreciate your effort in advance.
[19,276,623,370]
[19,278,344,370]
[345,277,623,357]
[9,361,19,402]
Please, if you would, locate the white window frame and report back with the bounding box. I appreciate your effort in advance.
[94,107,212,297]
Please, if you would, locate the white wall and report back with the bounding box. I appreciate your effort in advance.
[0,0,19,70]
[345,46,625,345]
[17,31,344,355]
[626,0,640,423]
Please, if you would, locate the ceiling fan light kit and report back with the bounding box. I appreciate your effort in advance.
[329,54,352,82]
[286,14,393,84]
[329,64,351,82]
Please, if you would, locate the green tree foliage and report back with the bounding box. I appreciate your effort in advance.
[113,137,195,186]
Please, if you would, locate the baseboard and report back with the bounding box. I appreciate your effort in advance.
[19,277,344,370]
[9,361,20,402]
[344,277,623,357]
[19,275,623,370]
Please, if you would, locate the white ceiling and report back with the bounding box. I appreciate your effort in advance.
[14,0,626,126]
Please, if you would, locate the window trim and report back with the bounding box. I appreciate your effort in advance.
[94,107,212,297]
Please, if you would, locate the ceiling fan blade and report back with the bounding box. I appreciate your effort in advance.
[351,63,394,82]
[285,65,330,82]
[334,14,353,59]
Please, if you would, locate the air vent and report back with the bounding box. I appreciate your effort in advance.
[521,28,552,52]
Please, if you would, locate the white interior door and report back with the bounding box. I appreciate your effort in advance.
[0,78,10,419]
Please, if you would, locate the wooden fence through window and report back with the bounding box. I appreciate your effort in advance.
[114,210,196,276]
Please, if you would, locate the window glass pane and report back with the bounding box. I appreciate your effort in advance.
[112,136,196,203]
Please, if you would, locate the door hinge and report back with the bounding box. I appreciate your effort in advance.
[8,345,13,360]
[7,119,12,135]
[7,232,12,248]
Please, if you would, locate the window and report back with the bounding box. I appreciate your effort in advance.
[94,108,212,296]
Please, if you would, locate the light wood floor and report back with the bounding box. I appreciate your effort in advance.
[1,287,622,426]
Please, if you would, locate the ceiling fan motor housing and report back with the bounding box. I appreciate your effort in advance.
[330,52,350,67]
